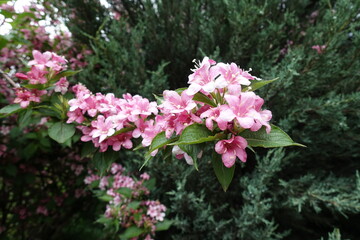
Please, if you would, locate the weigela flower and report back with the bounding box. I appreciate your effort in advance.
[215,135,248,168]
[54,77,69,94]
[160,90,197,114]
[187,57,218,95]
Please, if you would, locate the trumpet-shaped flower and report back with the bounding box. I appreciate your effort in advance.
[187,57,219,95]
[215,135,248,168]
[90,115,115,143]
[160,90,197,114]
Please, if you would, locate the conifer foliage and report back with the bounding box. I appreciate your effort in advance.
[1,0,360,239]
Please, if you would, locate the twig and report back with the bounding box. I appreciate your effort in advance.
[0,69,20,88]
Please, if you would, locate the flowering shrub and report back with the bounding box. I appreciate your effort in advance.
[86,163,170,239]
[1,51,303,192]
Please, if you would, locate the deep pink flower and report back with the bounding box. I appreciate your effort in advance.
[215,135,248,168]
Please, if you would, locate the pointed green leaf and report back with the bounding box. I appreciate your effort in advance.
[143,178,156,191]
[240,124,305,148]
[81,142,97,157]
[116,187,132,198]
[169,124,223,145]
[0,104,22,115]
[193,92,217,107]
[174,87,187,94]
[127,201,141,210]
[119,226,144,239]
[52,70,82,81]
[109,126,135,138]
[92,150,118,175]
[148,131,178,152]
[242,78,278,92]
[22,83,48,90]
[155,220,173,231]
[212,151,235,192]
[48,122,75,144]
[18,109,33,128]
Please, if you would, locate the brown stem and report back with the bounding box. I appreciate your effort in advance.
[0,69,19,88]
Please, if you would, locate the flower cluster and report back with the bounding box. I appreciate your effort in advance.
[11,51,273,169]
[14,50,69,108]
[67,85,159,152]
[85,163,167,240]
[66,56,272,168]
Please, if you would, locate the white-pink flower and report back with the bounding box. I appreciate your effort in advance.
[54,77,69,94]
[187,57,218,95]
[160,90,197,114]
[90,115,116,143]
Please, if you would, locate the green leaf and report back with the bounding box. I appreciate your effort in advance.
[193,92,217,107]
[242,78,278,92]
[48,122,76,144]
[98,195,113,202]
[0,35,9,49]
[212,151,235,192]
[110,126,135,138]
[0,104,22,116]
[127,201,141,210]
[148,131,178,152]
[22,83,48,90]
[143,178,156,191]
[52,70,82,81]
[174,87,187,94]
[92,150,118,175]
[5,164,17,177]
[81,142,97,157]
[116,187,132,198]
[155,220,173,231]
[240,124,305,148]
[18,109,33,128]
[153,94,164,104]
[119,226,144,239]
[178,144,202,171]
[141,132,178,170]
[170,124,223,145]
[140,152,153,171]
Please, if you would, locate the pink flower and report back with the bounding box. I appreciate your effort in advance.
[54,77,69,94]
[28,50,52,69]
[214,62,257,89]
[14,89,46,108]
[215,135,248,168]
[110,163,124,175]
[36,206,49,216]
[90,115,115,143]
[187,57,218,95]
[140,173,150,180]
[160,90,197,114]
[200,105,231,131]
[218,92,259,130]
[312,45,326,54]
[145,201,167,221]
[172,145,194,165]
